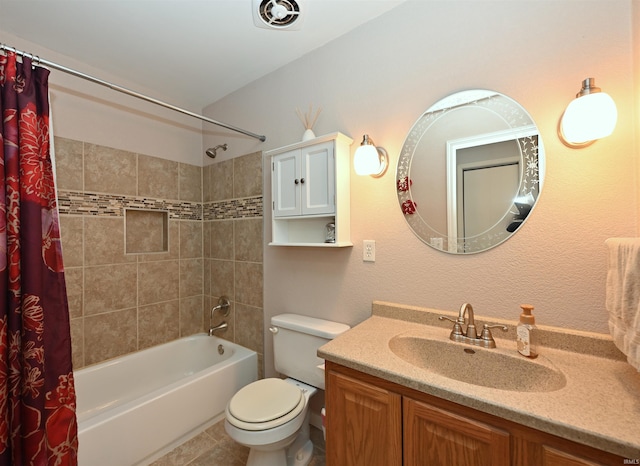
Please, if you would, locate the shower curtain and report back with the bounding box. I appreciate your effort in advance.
[0,52,78,464]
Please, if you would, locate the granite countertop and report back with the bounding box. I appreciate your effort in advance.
[318,301,640,458]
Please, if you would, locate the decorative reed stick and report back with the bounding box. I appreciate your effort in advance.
[296,104,322,130]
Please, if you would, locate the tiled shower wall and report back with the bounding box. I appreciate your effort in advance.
[204,152,265,376]
[54,137,264,370]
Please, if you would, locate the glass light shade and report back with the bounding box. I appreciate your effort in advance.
[354,144,382,175]
[561,92,617,144]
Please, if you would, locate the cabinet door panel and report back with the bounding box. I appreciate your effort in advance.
[541,446,605,466]
[273,150,300,217]
[326,370,402,466]
[302,141,335,215]
[404,397,510,466]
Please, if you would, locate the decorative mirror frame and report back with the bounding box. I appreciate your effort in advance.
[396,90,544,254]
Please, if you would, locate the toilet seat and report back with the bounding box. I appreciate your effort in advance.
[226,378,305,431]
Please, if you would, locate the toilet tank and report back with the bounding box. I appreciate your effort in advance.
[271,314,350,390]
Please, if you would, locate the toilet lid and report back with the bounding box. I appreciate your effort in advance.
[228,378,303,424]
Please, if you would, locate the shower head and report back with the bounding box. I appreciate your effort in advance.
[206,144,228,159]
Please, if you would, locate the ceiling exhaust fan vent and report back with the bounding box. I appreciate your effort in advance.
[253,0,304,30]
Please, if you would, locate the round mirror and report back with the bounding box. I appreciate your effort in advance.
[397,90,544,254]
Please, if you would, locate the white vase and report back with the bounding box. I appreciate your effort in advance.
[302,128,316,141]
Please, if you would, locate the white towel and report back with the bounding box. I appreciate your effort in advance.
[605,238,640,371]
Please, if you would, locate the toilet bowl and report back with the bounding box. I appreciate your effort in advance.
[225,314,350,466]
[225,378,317,466]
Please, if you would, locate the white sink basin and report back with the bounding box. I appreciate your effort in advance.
[389,334,567,392]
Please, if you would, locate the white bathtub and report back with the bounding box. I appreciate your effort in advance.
[74,334,258,466]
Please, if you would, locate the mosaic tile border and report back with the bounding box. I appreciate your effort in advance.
[203,196,263,221]
[57,190,202,220]
[57,190,263,221]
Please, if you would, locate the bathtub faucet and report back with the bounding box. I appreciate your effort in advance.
[209,296,230,336]
[209,321,228,336]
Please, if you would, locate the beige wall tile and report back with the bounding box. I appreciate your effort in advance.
[203,259,211,296]
[210,220,234,260]
[84,263,137,315]
[84,217,135,266]
[209,160,233,201]
[235,303,264,354]
[138,154,179,200]
[60,215,84,267]
[138,260,180,305]
[84,143,137,195]
[167,220,181,260]
[203,165,213,204]
[180,295,204,336]
[234,218,263,262]
[234,152,262,198]
[180,258,203,298]
[64,267,83,319]
[57,143,264,369]
[180,220,203,259]
[256,353,264,380]
[179,163,202,202]
[84,308,137,365]
[235,261,263,308]
[202,221,211,258]
[70,317,84,369]
[210,259,234,299]
[139,300,180,349]
[54,137,83,191]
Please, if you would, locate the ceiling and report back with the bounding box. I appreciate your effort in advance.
[0,0,406,109]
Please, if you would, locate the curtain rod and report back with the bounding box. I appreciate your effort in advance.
[0,43,267,142]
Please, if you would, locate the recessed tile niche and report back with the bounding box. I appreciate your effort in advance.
[125,209,169,254]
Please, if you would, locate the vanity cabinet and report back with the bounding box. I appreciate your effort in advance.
[325,362,625,466]
[404,397,509,466]
[267,132,353,247]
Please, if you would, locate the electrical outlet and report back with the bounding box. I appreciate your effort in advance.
[363,240,376,262]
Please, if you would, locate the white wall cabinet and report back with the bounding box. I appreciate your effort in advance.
[268,132,353,247]
[272,140,335,218]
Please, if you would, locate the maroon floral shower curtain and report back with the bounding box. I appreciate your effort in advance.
[0,52,78,465]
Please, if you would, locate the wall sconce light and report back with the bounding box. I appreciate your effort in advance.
[559,78,617,147]
[353,134,388,177]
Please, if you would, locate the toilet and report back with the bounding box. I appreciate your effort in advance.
[225,313,350,466]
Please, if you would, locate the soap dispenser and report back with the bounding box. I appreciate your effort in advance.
[517,304,538,358]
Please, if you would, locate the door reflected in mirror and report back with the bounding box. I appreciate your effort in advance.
[397,90,544,254]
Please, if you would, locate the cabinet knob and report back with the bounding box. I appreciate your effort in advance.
[300,178,305,184]
[295,179,299,185]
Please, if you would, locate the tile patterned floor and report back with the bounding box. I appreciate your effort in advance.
[150,420,326,466]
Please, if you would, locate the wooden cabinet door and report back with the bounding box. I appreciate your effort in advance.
[301,140,335,216]
[541,446,603,466]
[326,369,402,466]
[404,397,510,466]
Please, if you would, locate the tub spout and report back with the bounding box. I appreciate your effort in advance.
[209,321,228,336]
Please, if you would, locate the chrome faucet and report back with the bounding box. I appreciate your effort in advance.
[209,295,230,336]
[439,303,507,348]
